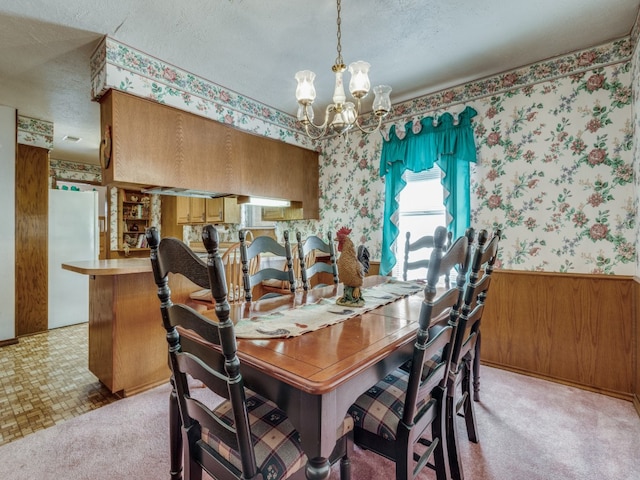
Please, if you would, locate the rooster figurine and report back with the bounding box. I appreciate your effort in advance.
[336,227,368,307]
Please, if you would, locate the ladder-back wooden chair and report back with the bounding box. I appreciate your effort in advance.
[296,231,339,290]
[222,241,259,303]
[348,226,469,480]
[239,230,295,301]
[147,225,353,480]
[188,241,260,307]
[445,229,501,480]
[403,230,453,285]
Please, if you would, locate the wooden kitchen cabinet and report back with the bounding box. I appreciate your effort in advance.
[205,197,240,224]
[100,90,319,219]
[177,196,240,224]
[176,196,205,224]
[261,205,304,221]
[175,196,189,224]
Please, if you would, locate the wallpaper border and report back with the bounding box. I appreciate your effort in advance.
[89,35,633,148]
[16,115,53,150]
[90,36,316,150]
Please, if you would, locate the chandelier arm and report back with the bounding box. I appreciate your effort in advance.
[300,105,335,139]
[303,123,327,141]
[352,113,385,135]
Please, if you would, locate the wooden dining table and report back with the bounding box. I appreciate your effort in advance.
[189,275,425,480]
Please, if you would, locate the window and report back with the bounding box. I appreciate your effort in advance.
[394,167,447,279]
[243,205,276,228]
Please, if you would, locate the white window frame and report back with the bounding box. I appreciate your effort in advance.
[393,167,447,279]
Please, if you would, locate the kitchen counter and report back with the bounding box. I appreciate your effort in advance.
[63,258,201,396]
[62,258,153,276]
[62,251,375,397]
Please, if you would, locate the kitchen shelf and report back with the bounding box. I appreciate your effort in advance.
[118,189,151,250]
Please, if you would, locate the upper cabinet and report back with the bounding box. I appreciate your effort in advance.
[99,89,319,219]
[176,197,205,224]
[205,197,240,224]
[176,196,240,225]
[261,205,304,222]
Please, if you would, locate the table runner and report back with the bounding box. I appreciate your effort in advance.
[234,279,424,339]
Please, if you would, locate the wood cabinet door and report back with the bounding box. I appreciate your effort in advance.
[222,197,240,223]
[190,198,206,224]
[205,198,223,223]
[206,197,240,224]
[101,90,319,219]
[176,197,191,224]
[261,205,303,221]
[261,206,285,221]
[176,196,205,224]
[178,197,239,224]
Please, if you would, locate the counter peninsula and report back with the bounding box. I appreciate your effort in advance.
[63,258,201,396]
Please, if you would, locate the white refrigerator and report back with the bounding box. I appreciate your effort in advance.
[48,189,99,329]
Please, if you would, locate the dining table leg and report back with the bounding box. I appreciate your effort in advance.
[285,391,335,480]
[305,457,331,480]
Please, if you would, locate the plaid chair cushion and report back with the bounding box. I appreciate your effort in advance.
[204,391,353,480]
[349,351,443,441]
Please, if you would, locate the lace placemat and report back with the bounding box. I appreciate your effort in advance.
[234,279,424,339]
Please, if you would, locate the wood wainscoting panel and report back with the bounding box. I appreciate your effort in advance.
[634,278,640,415]
[482,270,633,398]
[15,144,49,336]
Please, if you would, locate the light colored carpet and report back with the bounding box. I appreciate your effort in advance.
[0,366,638,479]
[458,368,640,480]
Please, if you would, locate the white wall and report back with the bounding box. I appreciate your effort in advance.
[0,105,16,341]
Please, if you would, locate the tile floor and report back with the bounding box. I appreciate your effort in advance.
[0,323,120,446]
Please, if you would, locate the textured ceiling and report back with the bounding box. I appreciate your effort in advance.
[1,0,639,164]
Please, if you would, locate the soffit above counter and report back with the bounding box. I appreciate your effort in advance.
[100,89,319,219]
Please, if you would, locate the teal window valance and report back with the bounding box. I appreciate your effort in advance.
[379,106,478,275]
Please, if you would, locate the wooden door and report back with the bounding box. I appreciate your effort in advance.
[15,144,49,336]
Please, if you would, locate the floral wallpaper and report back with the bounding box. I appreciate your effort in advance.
[384,39,632,128]
[298,41,636,275]
[470,64,634,274]
[632,28,640,275]
[278,133,385,254]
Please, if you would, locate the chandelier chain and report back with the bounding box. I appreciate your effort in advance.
[335,0,343,67]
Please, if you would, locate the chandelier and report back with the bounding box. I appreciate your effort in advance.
[294,0,392,139]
